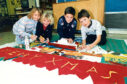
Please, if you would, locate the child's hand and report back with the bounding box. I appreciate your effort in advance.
[46,38,49,43]
[85,45,91,51]
[85,45,94,51]
[67,38,73,43]
[39,36,45,43]
[31,35,37,41]
[79,45,86,50]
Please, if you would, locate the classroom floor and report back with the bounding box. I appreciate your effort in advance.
[0,25,127,46]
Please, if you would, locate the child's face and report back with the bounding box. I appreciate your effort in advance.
[32,11,40,21]
[79,17,91,27]
[42,18,51,27]
[64,14,74,23]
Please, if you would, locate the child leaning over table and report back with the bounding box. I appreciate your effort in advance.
[35,12,54,43]
[78,9,107,50]
[57,7,77,43]
[12,8,41,48]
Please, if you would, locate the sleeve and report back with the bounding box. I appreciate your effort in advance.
[96,21,102,35]
[13,16,31,37]
[32,21,37,35]
[69,20,77,40]
[47,25,53,40]
[35,22,41,41]
[57,17,64,39]
[81,27,87,40]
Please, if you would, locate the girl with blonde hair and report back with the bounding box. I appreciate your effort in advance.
[13,7,41,48]
[35,12,54,43]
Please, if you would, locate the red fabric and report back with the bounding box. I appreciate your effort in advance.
[0,47,25,60]
[0,47,127,84]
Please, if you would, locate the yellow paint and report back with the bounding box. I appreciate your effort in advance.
[45,57,63,66]
[61,61,78,70]
[103,54,127,63]
[86,67,98,73]
[101,71,117,79]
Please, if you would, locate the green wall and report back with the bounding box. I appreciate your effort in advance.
[6,0,21,15]
[0,0,21,16]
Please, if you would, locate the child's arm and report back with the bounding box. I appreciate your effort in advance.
[57,18,64,38]
[86,21,102,50]
[32,21,38,35]
[90,21,102,47]
[86,35,101,50]
[80,28,87,49]
[80,39,86,49]
[47,25,53,40]
[68,20,77,40]
[13,17,31,37]
[35,22,41,41]
[91,35,101,47]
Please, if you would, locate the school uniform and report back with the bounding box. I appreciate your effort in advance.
[12,16,37,44]
[57,16,77,40]
[81,19,107,45]
[35,22,53,41]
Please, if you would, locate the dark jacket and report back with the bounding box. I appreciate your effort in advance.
[35,22,53,41]
[57,16,77,40]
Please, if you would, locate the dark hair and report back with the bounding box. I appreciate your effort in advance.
[64,7,75,16]
[78,9,90,20]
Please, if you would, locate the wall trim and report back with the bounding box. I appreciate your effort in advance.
[106,28,127,34]
[105,11,127,14]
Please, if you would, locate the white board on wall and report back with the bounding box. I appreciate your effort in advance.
[28,0,36,8]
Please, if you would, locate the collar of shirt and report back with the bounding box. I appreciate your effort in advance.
[88,20,92,28]
[43,24,47,31]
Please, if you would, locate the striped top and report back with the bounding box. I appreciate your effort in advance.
[13,16,37,37]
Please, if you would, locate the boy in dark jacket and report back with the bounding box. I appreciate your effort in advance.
[57,7,77,43]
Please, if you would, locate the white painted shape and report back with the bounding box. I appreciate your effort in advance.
[0,61,93,84]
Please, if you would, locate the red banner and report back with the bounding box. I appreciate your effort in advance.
[0,47,127,84]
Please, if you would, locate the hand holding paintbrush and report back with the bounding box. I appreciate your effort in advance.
[39,36,45,43]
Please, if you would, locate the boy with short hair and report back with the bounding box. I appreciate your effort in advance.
[57,7,77,43]
[78,9,107,50]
